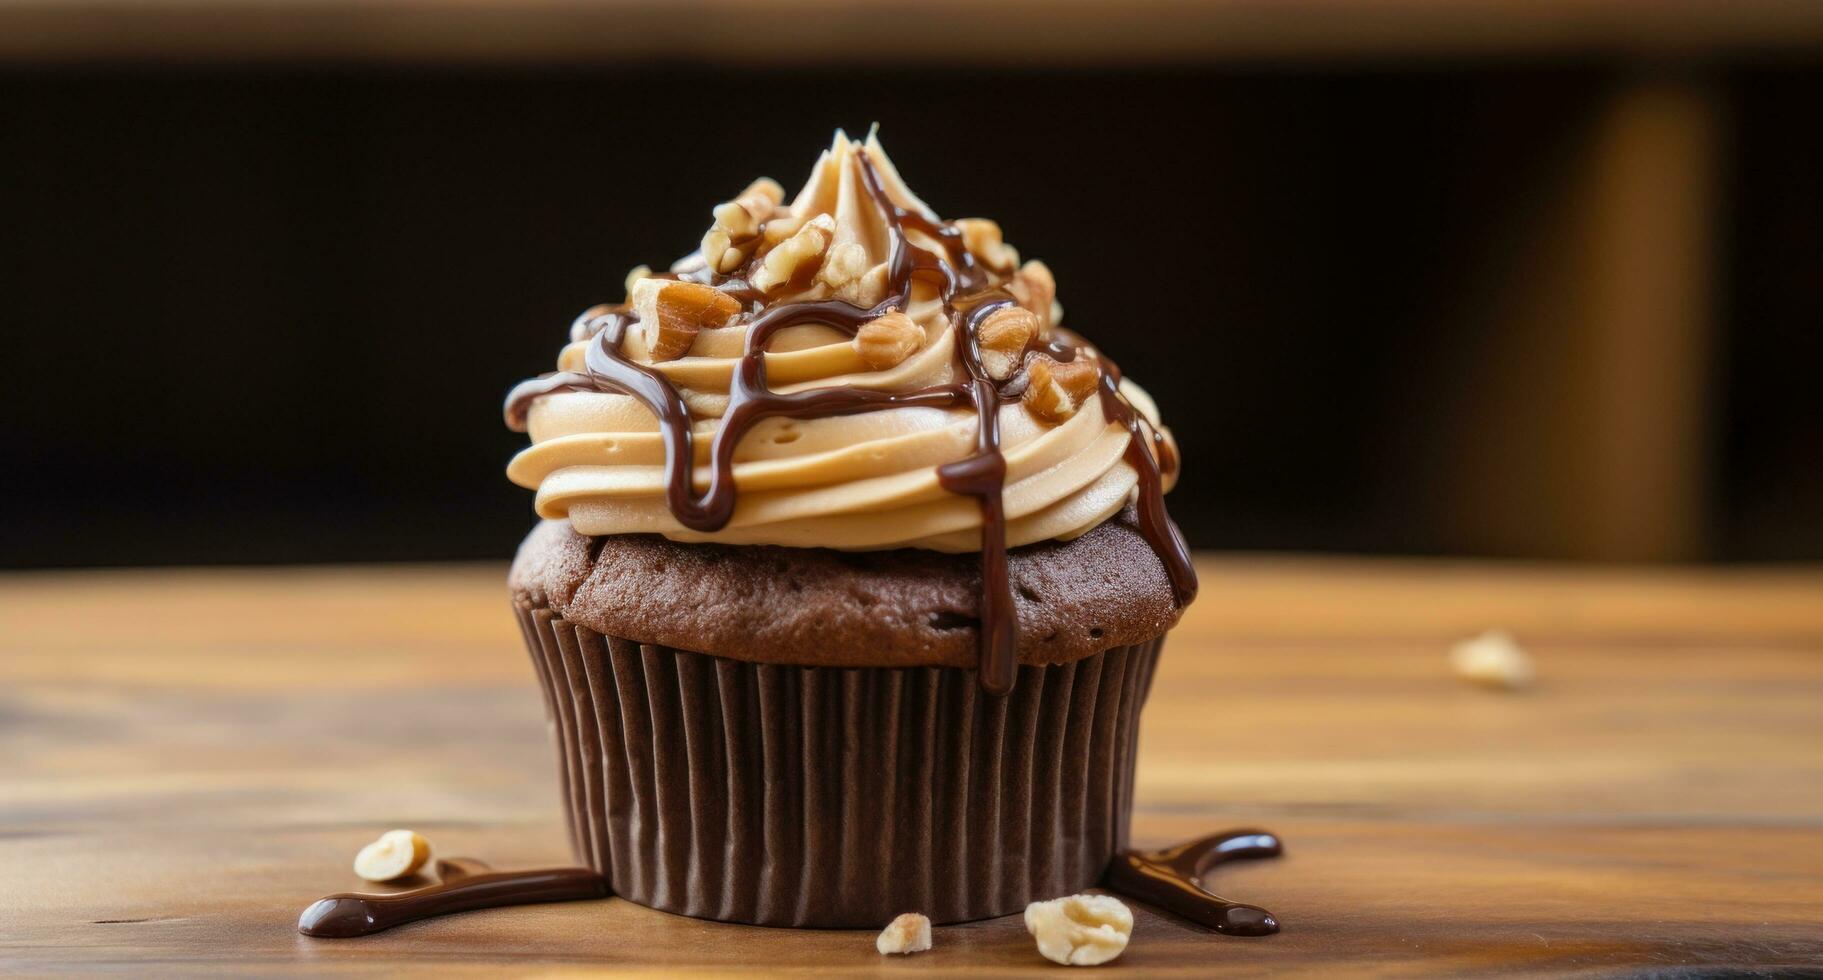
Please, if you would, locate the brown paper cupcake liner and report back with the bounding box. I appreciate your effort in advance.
[515,601,1162,928]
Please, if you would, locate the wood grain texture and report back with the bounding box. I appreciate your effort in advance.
[2,557,1821,975]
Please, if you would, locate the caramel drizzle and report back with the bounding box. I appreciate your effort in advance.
[505,150,1195,694]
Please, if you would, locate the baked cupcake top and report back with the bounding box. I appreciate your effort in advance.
[506,131,1194,692]
[508,511,1181,670]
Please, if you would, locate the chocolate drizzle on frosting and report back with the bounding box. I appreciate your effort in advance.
[505,149,1195,695]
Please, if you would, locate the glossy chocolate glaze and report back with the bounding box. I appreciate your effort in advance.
[504,149,1194,696]
[297,858,607,938]
[1102,830,1283,936]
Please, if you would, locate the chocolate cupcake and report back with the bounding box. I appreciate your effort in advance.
[504,131,1195,928]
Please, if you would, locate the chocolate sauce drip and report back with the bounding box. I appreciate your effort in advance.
[504,149,1196,694]
[298,860,607,938]
[1103,830,1282,936]
[1092,354,1197,606]
[934,298,1020,695]
[1153,428,1179,482]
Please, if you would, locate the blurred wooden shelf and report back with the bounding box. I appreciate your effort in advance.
[3,557,1821,974]
[4,0,1823,65]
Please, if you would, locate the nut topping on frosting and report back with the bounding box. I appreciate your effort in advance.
[854,309,922,369]
[701,177,784,273]
[1009,259,1058,333]
[957,217,1019,273]
[815,240,889,306]
[1024,353,1100,423]
[751,213,836,294]
[818,240,868,290]
[640,280,741,361]
[976,305,1039,380]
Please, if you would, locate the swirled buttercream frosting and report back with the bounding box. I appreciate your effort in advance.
[505,130,1194,694]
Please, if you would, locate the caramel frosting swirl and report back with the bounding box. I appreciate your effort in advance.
[506,131,1179,553]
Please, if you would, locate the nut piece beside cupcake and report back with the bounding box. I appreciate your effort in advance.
[1025,894,1134,966]
[876,912,933,955]
[352,829,430,883]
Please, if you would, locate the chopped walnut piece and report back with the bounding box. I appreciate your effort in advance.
[699,228,742,276]
[854,309,922,370]
[976,305,1039,380]
[701,177,785,274]
[751,213,836,294]
[848,263,891,307]
[816,241,868,292]
[1023,354,1100,424]
[822,240,868,280]
[645,281,741,361]
[745,176,785,202]
[1024,894,1132,966]
[812,239,889,305]
[875,912,933,955]
[956,218,1019,273]
[759,211,805,250]
[1449,629,1535,690]
[1008,260,1058,332]
[720,177,784,236]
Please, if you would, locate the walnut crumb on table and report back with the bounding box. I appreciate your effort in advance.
[1025,894,1133,966]
[876,912,932,955]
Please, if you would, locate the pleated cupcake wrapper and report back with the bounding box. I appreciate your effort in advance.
[515,602,1162,927]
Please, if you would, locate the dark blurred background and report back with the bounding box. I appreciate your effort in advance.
[4,2,1821,568]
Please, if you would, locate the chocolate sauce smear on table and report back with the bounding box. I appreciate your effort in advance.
[505,150,1197,696]
[1103,830,1283,936]
[298,858,607,938]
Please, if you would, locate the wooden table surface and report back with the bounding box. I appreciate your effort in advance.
[3,557,1821,976]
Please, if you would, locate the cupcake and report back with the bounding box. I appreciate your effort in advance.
[504,131,1195,928]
